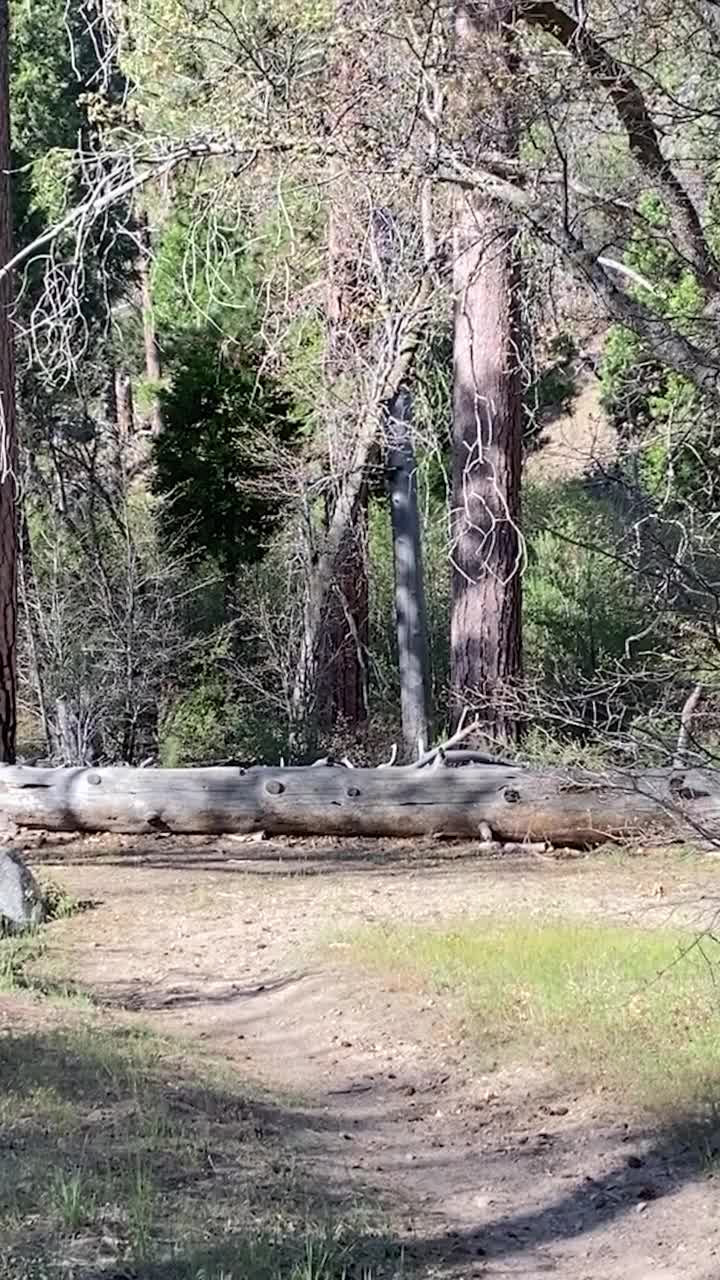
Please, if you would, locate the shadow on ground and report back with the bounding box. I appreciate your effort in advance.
[27,837,589,879]
[0,1019,717,1278]
[98,969,307,1011]
[0,1021,400,1279]
[132,1103,718,1279]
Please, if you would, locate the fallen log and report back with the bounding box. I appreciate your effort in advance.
[0,761,718,845]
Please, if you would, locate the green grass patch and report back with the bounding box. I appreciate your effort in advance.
[40,879,83,922]
[0,933,94,1007]
[0,1019,402,1279]
[349,918,720,1121]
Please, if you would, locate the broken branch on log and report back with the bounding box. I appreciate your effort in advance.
[413,715,479,766]
[407,717,516,769]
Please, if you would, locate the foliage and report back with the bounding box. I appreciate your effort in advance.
[153,339,301,575]
[9,0,85,230]
[528,332,579,421]
[151,209,259,346]
[599,192,720,510]
[10,0,720,764]
[21,493,206,764]
[523,482,650,682]
[158,678,235,766]
[158,674,286,765]
[40,881,81,922]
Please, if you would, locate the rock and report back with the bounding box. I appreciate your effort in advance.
[0,849,46,932]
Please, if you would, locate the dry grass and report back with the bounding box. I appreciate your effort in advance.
[349,917,720,1128]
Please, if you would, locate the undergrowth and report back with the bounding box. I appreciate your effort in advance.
[349,917,720,1127]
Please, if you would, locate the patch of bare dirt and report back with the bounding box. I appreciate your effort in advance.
[19,834,720,1279]
[525,371,616,485]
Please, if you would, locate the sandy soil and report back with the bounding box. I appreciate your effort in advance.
[16,832,720,1279]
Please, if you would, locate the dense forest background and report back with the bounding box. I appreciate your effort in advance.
[2,0,720,769]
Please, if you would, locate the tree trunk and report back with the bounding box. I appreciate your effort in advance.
[0,0,17,763]
[0,760,718,845]
[324,511,370,727]
[115,368,135,437]
[450,1,522,740]
[137,210,163,436]
[320,191,369,732]
[19,516,51,754]
[386,387,431,758]
[288,269,433,751]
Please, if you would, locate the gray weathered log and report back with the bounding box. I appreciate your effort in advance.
[0,762,718,845]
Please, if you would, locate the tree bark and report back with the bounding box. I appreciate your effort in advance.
[115,368,135,437]
[319,171,369,732]
[288,269,434,751]
[0,760,718,845]
[137,210,163,436]
[450,1,522,739]
[19,516,51,754]
[386,387,431,758]
[0,0,17,763]
[323,513,370,727]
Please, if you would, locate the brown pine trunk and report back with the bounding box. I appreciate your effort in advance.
[450,1,522,740]
[320,188,369,731]
[0,0,17,763]
[324,512,369,726]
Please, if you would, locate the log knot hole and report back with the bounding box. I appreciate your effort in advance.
[677,783,709,801]
[265,780,285,796]
[87,773,102,786]
[346,786,361,798]
[669,773,709,801]
[503,787,520,805]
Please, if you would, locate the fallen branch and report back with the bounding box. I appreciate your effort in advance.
[674,683,704,768]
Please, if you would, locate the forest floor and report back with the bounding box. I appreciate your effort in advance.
[3,833,720,1280]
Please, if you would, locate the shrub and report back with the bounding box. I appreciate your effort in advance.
[523,481,651,682]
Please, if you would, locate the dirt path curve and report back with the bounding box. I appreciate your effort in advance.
[27,835,720,1280]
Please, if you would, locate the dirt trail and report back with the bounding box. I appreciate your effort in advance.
[24,835,720,1279]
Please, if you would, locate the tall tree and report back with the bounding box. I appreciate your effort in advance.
[450,1,522,737]
[0,0,17,761]
[137,209,163,435]
[386,386,430,756]
[321,190,369,730]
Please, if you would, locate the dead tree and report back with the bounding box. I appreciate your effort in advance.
[385,387,431,757]
[1,749,718,845]
[0,0,17,763]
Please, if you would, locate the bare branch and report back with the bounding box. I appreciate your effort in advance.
[520,0,720,289]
